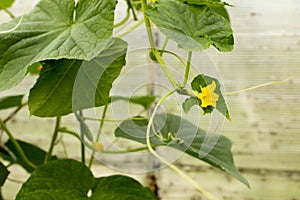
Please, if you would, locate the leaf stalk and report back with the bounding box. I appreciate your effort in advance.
[183,51,192,86]
[88,104,108,168]
[45,117,61,162]
[141,0,178,87]
[0,119,37,169]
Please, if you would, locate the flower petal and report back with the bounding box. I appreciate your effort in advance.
[208,81,217,92]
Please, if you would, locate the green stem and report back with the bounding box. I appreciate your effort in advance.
[96,104,108,142]
[83,116,147,122]
[157,49,186,66]
[226,76,294,95]
[2,7,15,18]
[101,145,161,154]
[160,37,169,56]
[58,128,94,150]
[88,104,108,168]
[77,111,86,165]
[141,0,178,87]
[176,88,196,97]
[126,0,138,20]
[114,8,130,28]
[60,134,68,158]
[183,51,192,86]
[0,119,36,169]
[58,128,81,141]
[145,91,218,200]
[45,117,61,162]
[0,0,33,34]
[4,103,28,123]
[117,19,144,38]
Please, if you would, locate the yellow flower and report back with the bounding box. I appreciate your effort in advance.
[196,81,219,108]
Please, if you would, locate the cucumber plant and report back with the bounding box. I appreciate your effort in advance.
[0,0,250,199]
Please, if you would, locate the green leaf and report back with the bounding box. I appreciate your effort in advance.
[0,95,23,110]
[128,96,156,109]
[28,38,127,117]
[110,96,156,109]
[182,97,199,113]
[16,159,94,199]
[0,0,14,9]
[0,161,9,187]
[0,0,118,91]
[115,113,249,187]
[16,159,157,200]
[210,6,230,21]
[5,139,57,173]
[91,175,158,200]
[178,0,231,20]
[146,0,233,52]
[190,74,230,120]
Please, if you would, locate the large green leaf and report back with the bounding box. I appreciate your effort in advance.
[0,95,23,110]
[91,175,157,200]
[0,0,118,91]
[115,113,249,187]
[5,139,57,173]
[16,159,157,200]
[16,159,94,199]
[146,0,233,51]
[28,38,127,117]
[0,0,14,9]
[178,0,231,20]
[0,161,9,187]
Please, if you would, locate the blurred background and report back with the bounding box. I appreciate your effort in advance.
[0,0,299,199]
